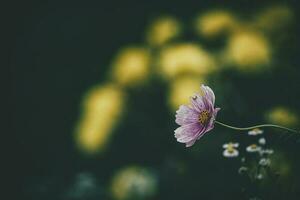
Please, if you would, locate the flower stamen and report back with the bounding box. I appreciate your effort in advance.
[199,110,210,125]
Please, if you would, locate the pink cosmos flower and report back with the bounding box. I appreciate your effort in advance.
[174,85,220,147]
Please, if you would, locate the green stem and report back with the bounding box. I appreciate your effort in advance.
[215,120,299,134]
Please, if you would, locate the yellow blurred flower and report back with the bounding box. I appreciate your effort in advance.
[225,31,271,71]
[75,84,125,154]
[111,47,151,87]
[168,76,205,111]
[146,16,181,46]
[158,43,216,80]
[255,6,293,33]
[195,10,238,37]
[110,166,157,200]
[265,107,299,127]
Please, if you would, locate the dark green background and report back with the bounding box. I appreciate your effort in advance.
[11,0,300,199]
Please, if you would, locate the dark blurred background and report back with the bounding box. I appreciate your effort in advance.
[11,0,300,199]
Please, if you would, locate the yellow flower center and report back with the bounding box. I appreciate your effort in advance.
[227,143,234,148]
[227,147,234,153]
[199,110,210,125]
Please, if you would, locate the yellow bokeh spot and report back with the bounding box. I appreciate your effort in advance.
[168,76,205,111]
[270,151,292,178]
[195,10,238,37]
[226,31,271,71]
[158,43,216,80]
[146,16,181,46]
[110,166,157,200]
[111,47,151,87]
[265,107,299,127]
[75,84,125,154]
[255,6,293,33]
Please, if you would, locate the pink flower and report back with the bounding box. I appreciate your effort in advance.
[174,85,220,147]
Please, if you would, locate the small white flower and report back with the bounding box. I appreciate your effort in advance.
[241,157,246,162]
[238,166,248,174]
[258,138,266,145]
[223,148,239,157]
[259,158,271,166]
[246,144,261,153]
[248,128,263,136]
[259,149,274,155]
[256,173,263,180]
[222,142,239,149]
[265,149,274,154]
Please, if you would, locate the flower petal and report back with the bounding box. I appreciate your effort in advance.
[174,123,204,146]
[186,140,196,147]
[202,94,214,113]
[185,132,204,147]
[189,94,205,113]
[206,107,221,132]
[201,84,215,105]
[175,105,199,126]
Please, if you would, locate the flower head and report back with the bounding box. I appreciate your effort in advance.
[256,174,264,180]
[258,137,266,145]
[222,142,239,158]
[246,144,261,153]
[174,85,220,147]
[223,148,239,158]
[259,158,271,166]
[259,149,274,156]
[222,142,239,149]
[238,166,248,174]
[248,128,263,136]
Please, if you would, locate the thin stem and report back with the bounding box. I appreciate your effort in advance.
[215,120,299,134]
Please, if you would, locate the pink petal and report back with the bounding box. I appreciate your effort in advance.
[186,140,196,147]
[174,123,204,146]
[202,94,214,113]
[201,85,215,105]
[185,127,208,147]
[190,94,206,113]
[207,107,221,131]
[175,105,199,126]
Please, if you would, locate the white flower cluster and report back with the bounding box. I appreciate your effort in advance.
[222,128,276,182]
[223,129,274,159]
